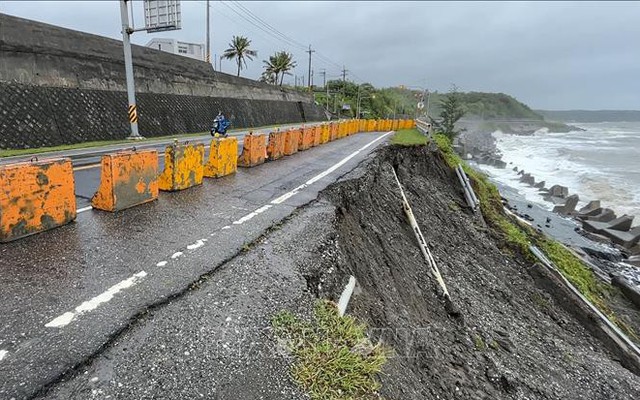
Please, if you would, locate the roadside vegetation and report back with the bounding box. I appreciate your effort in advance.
[390,129,427,146]
[272,300,389,400]
[433,133,637,339]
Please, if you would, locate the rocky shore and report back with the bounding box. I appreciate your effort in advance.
[453,127,640,308]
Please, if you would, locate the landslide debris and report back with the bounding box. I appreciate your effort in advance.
[312,145,640,399]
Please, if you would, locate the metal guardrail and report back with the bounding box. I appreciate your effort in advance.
[530,245,640,361]
[455,164,479,211]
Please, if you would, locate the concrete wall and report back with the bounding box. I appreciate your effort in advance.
[0,13,325,149]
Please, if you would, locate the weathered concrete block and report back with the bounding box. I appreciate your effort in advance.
[578,208,616,222]
[612,275,640,309]
[553,194,580,215]
[577,200,601,216]
[602,226,640,249]
[548,185,569,198]
[583,215,634,234]
[534,181,545,189]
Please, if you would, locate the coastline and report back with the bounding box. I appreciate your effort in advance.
[458,127,640,292]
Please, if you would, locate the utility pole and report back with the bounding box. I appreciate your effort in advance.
[119,0,142,139]
[307,45,315,91]
[205,0,211,66]
[341,65,348,82]
[320,69,326,88]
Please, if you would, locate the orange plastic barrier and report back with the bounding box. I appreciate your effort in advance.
[299,126,314,150]
[204,137,238,178]
[392,120,400,130]
[238,133,267,167]
[267,131,286,160]
[158,142,205,191]
[320,124,330,144]
[409,119,416,129]
[0,158,76,242]
[338,122,346,139]
[329,123,338,141]
[91,149,158,212]
[359,119,367,132]
[313,126,322,147]
[366,119,377,132]
[384,119,393,131]
[284,129,300,155]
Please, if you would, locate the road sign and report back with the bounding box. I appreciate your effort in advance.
[144,0,182,33]
[417,101,425,110]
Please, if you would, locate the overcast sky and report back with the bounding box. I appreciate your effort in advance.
[2,1,639,110]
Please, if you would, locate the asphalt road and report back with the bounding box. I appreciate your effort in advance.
[0,130,392,399]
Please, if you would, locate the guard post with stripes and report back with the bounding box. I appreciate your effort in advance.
[128,104,138,124]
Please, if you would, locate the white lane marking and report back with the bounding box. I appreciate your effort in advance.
[271,131,393,205]
[171,252,183,259]
[0,350,8,361]
[156,261,168,267]
[221,226,231,230]
[73,164,100,171]
[45,271,148,328]
[77,206,93,213]
[187,240,205,250]
[232,204,273,225]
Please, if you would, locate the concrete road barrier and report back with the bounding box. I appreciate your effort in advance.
[299,126,314,150]
[284,128,300,155]
[338,121,347,139]
[238,133,266,167]
[329,122,338,141]
[204,137,238,178]
[267,131,286,161]
[158,142,205,191]
[91,149,159,212]
[0,158,76,242]
[320,123,330,144]
[313,125,322,147]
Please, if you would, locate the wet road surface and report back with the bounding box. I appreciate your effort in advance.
[0,130,392,399]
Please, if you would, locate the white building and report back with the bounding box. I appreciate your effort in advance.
[145,38,204,61]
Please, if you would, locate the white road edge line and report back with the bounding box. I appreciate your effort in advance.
[271,131,393,205]
[45,271,148,328]
[0,349,8,361]
[77,206,93,213]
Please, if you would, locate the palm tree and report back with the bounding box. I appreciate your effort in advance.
[262,51,297,86]
[222,35,257,77]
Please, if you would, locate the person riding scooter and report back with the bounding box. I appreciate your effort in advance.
[211,111,231,137]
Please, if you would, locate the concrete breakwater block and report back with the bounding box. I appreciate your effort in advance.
[552,194,579,215]
[534,181,546,189]
[577,200,601,216]
[578,208,616,222]
[513,166,518,172]
[602,225,640,249]
[543,195,569,205]
[547,185,569,198]
[518,170,525,176]
[582,215,634,234]
[519,173,535,185]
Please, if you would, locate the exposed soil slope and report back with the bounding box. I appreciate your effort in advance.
[318,146,640,399]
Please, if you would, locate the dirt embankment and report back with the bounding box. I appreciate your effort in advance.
[312,146,640,399]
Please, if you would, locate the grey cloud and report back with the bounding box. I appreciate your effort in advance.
[1,1,639,109]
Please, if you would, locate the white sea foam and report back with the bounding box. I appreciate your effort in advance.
[484,122,640,223]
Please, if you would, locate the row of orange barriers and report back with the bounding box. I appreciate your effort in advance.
[237,118,416,168]
[0,119,414,241]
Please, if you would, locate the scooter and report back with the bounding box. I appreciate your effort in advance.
[210,116,231,137]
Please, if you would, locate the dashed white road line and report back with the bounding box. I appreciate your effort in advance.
[45,271,148,328]
[77,206,93,213]
[46,131,393,331]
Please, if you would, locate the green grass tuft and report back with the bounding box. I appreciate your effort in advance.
[272,300,389,400]
[390,129,428,146]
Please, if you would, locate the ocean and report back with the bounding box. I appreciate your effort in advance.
[477,122,640,225]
